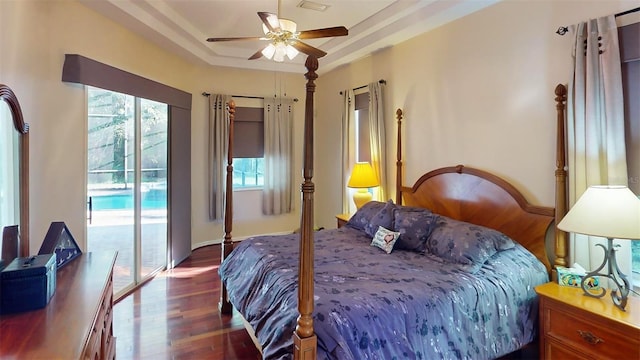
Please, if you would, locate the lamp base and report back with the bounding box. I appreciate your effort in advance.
[352,189,372,209]
[581,237,630,311]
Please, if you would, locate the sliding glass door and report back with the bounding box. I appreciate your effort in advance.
[86,87,168,296]
[139,98,168,279]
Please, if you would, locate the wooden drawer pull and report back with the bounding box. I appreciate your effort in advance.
[577,330,603,345]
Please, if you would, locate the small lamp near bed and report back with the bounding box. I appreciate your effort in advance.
[557,185,640,311]
[347,162,379,209]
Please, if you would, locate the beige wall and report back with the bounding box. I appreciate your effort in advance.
[0,0,305,253]
[2,0,637,253]
[314,0,639,229]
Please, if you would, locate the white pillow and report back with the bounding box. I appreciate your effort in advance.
[370,226,400,254]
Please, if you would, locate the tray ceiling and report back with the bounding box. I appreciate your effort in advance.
[80,0,500,74]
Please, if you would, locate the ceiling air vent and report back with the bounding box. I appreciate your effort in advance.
[297,1,330,12]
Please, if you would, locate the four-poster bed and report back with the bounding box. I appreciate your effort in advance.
[218,55,570,359]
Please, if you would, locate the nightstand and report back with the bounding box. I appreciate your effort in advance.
[535,282,640,359]
[336,213,350,228]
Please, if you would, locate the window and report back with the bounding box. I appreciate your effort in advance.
[87,88,168,189]
[233,158,264,187]
[86,86,169,295]
[62,54,192,294]
[619,22,640,279]
[232,103,264,189]
[354,91,370,162]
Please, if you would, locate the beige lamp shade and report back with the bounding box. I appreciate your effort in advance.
[347,162,379,209]
[557,185,640,240]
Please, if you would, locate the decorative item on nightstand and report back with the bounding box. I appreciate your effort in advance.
[347,162,379,209]
[557,185,640,311]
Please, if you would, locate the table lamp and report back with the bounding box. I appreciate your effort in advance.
[347,162,379,209]
[557,185,640,311]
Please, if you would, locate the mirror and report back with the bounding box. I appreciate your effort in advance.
[0,84,29,258]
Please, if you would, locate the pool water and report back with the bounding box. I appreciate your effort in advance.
[91,189,166,210]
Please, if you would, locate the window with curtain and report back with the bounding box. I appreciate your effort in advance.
[619,21,640,279]
[564,13,640,291]
[341,81,387,213]
[566,14,630,288]
[355,92,370,163]
[210,95,295,219]
[262,97,294,215]
[233,105,264,188]
[62,54,192,272]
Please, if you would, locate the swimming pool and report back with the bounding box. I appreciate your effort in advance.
[90,189,166,211]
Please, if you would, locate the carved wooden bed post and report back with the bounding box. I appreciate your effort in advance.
[553,84,569,280]
[219,99,235,314]
[293,55,319,359]
[395,108,403,205]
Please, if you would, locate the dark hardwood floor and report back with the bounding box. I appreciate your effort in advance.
[113,244,261,359]
[113,244,539,360]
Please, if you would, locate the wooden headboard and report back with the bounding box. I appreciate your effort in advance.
[394,84,569,276]
[400,165,555,272]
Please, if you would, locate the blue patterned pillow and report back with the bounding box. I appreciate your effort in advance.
[345,201,386,231]
[392,206,438,253]
[364,200,396,238]
[427,216,516,273]
[370,226,400,254]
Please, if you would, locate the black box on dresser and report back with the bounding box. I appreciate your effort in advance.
[0,253,56,314]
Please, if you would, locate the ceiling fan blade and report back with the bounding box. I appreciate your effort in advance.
[291,41,327,58]
[258,12,281,33]
[248,48,265,60]
[298,26,348,39]
[206,36,265,42]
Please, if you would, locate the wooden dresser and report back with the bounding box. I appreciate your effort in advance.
[535,282,640,359]
[0,252,117,359]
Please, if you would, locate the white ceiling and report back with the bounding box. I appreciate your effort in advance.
[80,0,500,74]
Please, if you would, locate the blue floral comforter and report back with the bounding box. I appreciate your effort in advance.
[219,227,548,359]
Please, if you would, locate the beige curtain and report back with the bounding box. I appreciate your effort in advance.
[208,94,232,221]
[566,15,631,276]
[368,81,387,202]
[262,97,294,215]
[341,89,356,213]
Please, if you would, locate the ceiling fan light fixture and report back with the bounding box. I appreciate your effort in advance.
[262,19,298,35]
[207,10,347,61]
[286,45,299,60]
[273,42,287,62]
[279,19,297,33]
[262,43,277,59]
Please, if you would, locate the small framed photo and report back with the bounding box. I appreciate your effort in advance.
[38,222,82,269]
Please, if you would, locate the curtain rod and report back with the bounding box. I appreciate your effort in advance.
[338,79,386,95]
[202,92,298,102]
[555,6,639,35]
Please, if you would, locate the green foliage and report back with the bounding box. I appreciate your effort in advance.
[87,87,168,187]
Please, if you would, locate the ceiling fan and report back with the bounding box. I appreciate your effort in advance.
[206,11,348,62]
